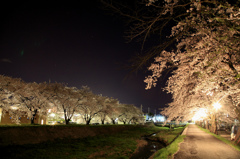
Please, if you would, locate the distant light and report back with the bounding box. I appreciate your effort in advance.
[50,113,55,117]
[10,106,19,110]
[213,102,221,110]
[192,108,207,121]
[156,116,165,122]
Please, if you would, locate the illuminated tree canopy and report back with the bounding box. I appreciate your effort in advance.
[143,0,240,122]
[102,0,240,125]
[0,75,143,125]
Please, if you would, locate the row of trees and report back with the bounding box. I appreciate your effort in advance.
[102,0,240,136]
[142,0,240,133]
[0,75,144,125]
[143,0,240,123]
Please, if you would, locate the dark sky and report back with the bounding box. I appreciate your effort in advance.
[0,1,172,113]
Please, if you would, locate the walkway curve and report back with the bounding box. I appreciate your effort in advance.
[174,124,240,159]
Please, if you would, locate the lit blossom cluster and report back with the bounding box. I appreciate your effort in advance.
[0,75,144,124]
[144,0,240,121]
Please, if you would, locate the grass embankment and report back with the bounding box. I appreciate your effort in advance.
[0,124,159,159]
[150,126,186,159]
[0,124,185,159]
[0,124,141,145]
[149,126,185,145]
[196,125,240,151]
[152,135,185,159]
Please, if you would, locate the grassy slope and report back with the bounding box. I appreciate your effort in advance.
[0,125,159,159]
[0,124,185,159]
[0,124,141,146]
[152,135,185,159]
[151,126,186,159]
[153,127,185,145]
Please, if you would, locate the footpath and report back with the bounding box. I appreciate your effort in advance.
[174,124,240,159]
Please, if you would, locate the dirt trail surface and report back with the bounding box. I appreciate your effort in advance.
[174,124,240,159]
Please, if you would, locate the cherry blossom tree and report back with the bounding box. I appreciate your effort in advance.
[142,1,240,136]
[98,97,119,124]
[13,82,51,124]
[118,104,143,124]
[0,75,144,126]
[0,75,22,108]
[144,1,240,120]
[78,87,105,125]
[45,83,85,125]
[103,0,240,135]
[0,75,27,124]
[0,76,51,124]
[107,103,121,124]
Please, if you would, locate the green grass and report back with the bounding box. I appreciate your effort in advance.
[0,125,166,159]
[149,126,186,159]
[153,135,186,159]
[196,125,240,151]
[0,124,186,159]
[153,127,185,144]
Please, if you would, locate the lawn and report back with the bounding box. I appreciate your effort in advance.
[151,126,186,159]
[149,126,185,145]
[0,124,185,159]
[152,135,186,159]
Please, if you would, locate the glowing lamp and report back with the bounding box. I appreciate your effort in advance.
[213,102,221,110]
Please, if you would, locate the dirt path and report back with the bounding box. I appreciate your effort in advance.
[174,124,240,159]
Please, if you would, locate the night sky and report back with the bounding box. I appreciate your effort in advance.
[0,1,172,113]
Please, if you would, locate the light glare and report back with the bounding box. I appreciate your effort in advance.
[213,102,221,110]
[50,113,55,117]
[192,108,207,121]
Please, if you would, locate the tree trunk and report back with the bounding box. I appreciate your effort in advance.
[200,121,203,127]
[64,109,70,125]
[211,114,217,134]
[101,120,104,125]
[234,128,240,145]
[31,109,38,124]
[65,119,70,125]
[205,120,209,130]
[112,119,115,124]
[31,117,35,124]
[86,120,91,125]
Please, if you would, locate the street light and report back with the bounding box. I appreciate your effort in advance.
[213,102,221,110]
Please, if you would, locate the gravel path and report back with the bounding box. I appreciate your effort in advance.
[174,124,240,159]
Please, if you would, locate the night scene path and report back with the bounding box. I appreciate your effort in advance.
[174,124,240,159]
